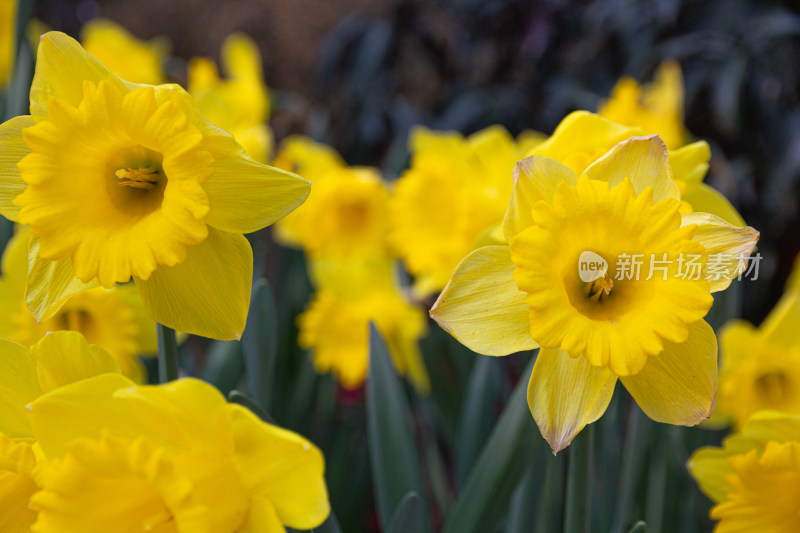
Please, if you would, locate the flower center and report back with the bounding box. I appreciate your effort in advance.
[115,167,160,190]
[755,371,790,404]
[584,275,614,302]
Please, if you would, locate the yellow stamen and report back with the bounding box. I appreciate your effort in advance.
[115,167,159,189]
[584,276,614,302]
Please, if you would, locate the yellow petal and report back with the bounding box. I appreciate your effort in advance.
[229,404,330,529]
[0,115,34,220]
[688,411,800,502]
[527,348,617,454]
[203,147,310,234]
[113,282,159,354]
[30,32,124,121]
[26,236,99,321]
[238,496,285,533]
[27,373,140,459]
[31,331,121,394]
[718,319,758,370]
[681,212,760,292]
[503,155,578,242]
[135,227,252,340]
[430,246,538,356]
[669,140,710,186]
[759,290,800,348]
[621,319,717,425]
[0,339,40,438]
[582,135,680,202]
[682,181,745,227]
[0,436,38,533]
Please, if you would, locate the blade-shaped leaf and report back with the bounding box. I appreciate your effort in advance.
[242,278,277,412]
[367,323,429,532]
[387,491,423,533]
[442,357,538,533]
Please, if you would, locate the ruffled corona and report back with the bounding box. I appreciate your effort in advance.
[510,176,712,375]
[16,80,212,287]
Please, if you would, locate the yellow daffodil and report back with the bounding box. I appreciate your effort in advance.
[0,330,330,532]
[80,18,168,85]
[431,135,759,452]
[274,136,391,257]
[298,255,429,391]
[598,60,689,150]
[188,33,273,163]
[689,411,800,532]
[0,226,157,381]
[389,125,542,296]
[716,270,800,428]
[0,32,310,340]
[529,110,745,227]
[27,376,329,532]
[0,0,16,88]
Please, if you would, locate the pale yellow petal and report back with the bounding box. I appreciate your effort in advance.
[229,404,330,529]
[0,340,40,438]
[718,319,758,369]
[113,283,158,354]
[582,135,680,202]
[681,212,760,292]
[621,320,717,425]
[503,155,578,242]
[204,148,310,234]
[26,237,98,321]
[31,331,121,394]
[135,227,252,340]
[682,182,745,227]
[527,348,617,454]
[30,32,123,121]
[759,290,800,348]
[430,246,537,356]
[0,116,34,220]
[669,140,710,186]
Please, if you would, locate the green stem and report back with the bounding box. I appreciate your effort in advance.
[157,323,179,383]
[564,424,594,533]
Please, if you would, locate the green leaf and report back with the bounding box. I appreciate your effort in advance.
[242,278,277,413]
[454,356,503,484]
[288,511,343,533]
[628,521,648,533]
[157,324,179,383]
[387,491,423,533]
[441,357,537,533]
[367,323,429,532]
[202,340,243,395]
[564,424,594,533]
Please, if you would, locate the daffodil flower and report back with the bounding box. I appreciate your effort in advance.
[188,33,273,163]
[688,411,800,532]
[273,136,392,258]
[390,125,544,296]
[431,135,759,452]
[0,32,310,340]
[0,330,330,532]
[80,18,169,86]
[0,226,157,381]
[598,60,689,150]
[716,272,800,428]
[298,255,429,391]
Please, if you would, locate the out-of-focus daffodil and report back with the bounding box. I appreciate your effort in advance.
[0,331,331,532]
[80,18,168,86]
[599,60,689,150]
[0,433,38,531]
[0,227,157,381]
[0,0,16,88]
[188,33,273,163]
[431,135,759,452]
[716,267,800,428]
[689,411,800,532]
[528,111,745,227]
[274,136,391,257]
[390,126,543,296]
[298,256,429,392]
[0,32,309,340]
